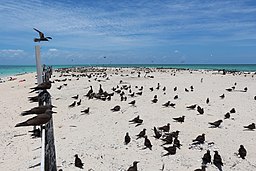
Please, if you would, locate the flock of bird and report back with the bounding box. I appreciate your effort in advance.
[15,67,256,170]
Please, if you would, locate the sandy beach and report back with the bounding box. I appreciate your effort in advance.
[1,67,256,171]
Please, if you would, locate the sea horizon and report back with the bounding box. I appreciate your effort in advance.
[1,64,256,78]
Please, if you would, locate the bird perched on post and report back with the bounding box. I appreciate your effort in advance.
[238,145,247,159]
[33,28,52,42]
[74,154,84,169]
[127,161,139,171]
[29,81,52,93]
[21,105,56,116]
[15,109,56,127]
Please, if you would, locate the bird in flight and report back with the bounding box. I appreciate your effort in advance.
[33,28,52,42]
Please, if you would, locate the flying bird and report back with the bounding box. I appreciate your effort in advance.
[33,28,52,42]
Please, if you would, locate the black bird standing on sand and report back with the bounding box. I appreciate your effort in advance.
[136,129,146,139]
[153,127,162,139]
[173,116,185,123]
[21,105,56,116]
[144,136,152,150]
[33,28,52,42]
[174,95,178,100]
[163,145,177,156]
[254,96,256,100]
[124,132,131,145]
[128,100,136,106]
[81,107,90,114]
[85,86,93,97]
[186,104,197,110]
[202,150,211,165]
[209,120,223,128]
[69,101,76,108]
[213,151,223,170]
[162,101,170,107]
[174,86,177,91]
[127,161,139,171]
[206,98,209,104]
[15,110,56,127]
[219,94,225,99]
[77,99,81,106]
[224,112,230,119]
[158,123,170,132]
[72,94,79,99]
[74,154,84,169]
[192,133,205,144]
[173,137,181,149]
[197,106,204,114]
[152,98,158,103]
[238,145,247,159]
[243,123,255,130]
[230,108,236,113]
[111,105,121,112]
[29,81,51,93]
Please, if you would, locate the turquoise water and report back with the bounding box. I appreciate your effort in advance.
[0,64,256,78]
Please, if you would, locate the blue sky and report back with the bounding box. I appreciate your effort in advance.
[0,0,256,65]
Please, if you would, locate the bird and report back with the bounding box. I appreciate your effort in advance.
[124,132,131,145]
[169,103,176,108]
[162,101,170,107]
[213,151,223,169]
[33,28,52,42]
[29,81,52,93]
[72,94,79,99]
[173,137,181,149]
[219,94,225,99]
[173,116,185,123]
[186,104,197,110]
[226,88,233,92]
[185,88,189,92]
[243,87,248,92]
[77,99,81,106]
[21,105,56,116]
[151,98,158,103]
[81,107,90,114]
[111,105,121,112]
[69,101,76,108]
[144,136,152,150]
[174,86,177,91]
[197,106,204,114]
[161,134,173,145]
[163,145,177,156]
[230,108,236,113]
[85,86,93,97]
[174,95,178,100]
[202,150,211,165]
[206,98,209,104]
[243,123,255,130]
[158,123,170,132]
[192,133,205,144]
[136,129,146,139]
[153,127,162,139]
[224,112,230,119]
[254,96,256,100]
[127,161,139,171]
[15,109,56,127]
[128,100,136,106]
[149,87,154,91]
[74,154,84,169]
[208,119,223,128]
[238,145,247,159]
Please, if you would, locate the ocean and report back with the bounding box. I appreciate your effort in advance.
[0,64,256,78]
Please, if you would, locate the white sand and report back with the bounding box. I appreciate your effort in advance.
[0,68,256,171]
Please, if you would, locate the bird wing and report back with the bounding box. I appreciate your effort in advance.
[33,28,45,38]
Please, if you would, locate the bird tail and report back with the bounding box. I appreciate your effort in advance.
[15,121,28,127]
[20,111,32,116]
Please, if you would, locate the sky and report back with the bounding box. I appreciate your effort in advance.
[0,0,256,65]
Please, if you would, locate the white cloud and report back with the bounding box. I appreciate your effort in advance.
[48,48,58,52]
[0,49,25,58]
